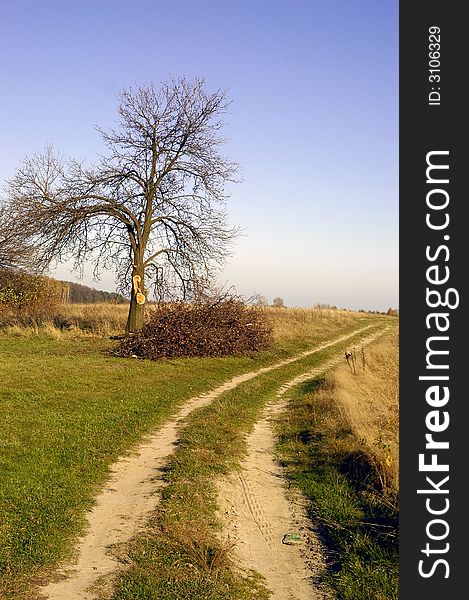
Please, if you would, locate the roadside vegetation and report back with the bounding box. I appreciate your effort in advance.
[276,326,399,599]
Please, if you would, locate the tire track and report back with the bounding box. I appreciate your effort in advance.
[36,324,377,600]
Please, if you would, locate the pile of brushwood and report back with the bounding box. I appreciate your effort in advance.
[117,299,273,359]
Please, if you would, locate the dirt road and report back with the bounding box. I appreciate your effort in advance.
[37,325,378,600]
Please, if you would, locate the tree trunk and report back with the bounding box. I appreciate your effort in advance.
[125,264,145,333]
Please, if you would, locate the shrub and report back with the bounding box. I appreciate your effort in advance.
[116,299,273,359]
[0,268,66,317]
[272,296,285,308]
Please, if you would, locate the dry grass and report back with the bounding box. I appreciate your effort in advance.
[58,302,129,334]
[321,326,399,492]
[0,303,129,337]
[162,520,235,572]
[263,306,373,342]
[1,303,379,342]
[1,322,67,340]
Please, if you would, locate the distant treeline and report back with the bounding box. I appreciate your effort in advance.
[60,281,127,304]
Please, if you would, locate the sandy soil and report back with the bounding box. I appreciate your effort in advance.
[217,328,387,600]
[36,324,376,600]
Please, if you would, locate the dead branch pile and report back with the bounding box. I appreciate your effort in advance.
[116,300,273,359]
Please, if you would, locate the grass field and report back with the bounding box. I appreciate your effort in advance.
[0,304,393,598]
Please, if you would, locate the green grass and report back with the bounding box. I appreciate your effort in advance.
[275,377,399,600]
[109,321,386,599]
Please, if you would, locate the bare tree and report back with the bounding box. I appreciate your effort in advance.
[252,293,268,307]
[4,78,239,331]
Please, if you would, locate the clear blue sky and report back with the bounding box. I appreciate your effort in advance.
[0,0,398,311]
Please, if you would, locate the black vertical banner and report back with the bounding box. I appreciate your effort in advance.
[400,3,467,599]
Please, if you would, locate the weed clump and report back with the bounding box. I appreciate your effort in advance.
[117,299,273,359]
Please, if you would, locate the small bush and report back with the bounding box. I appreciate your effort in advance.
[0,268,67,317]
[117,300,273,359]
